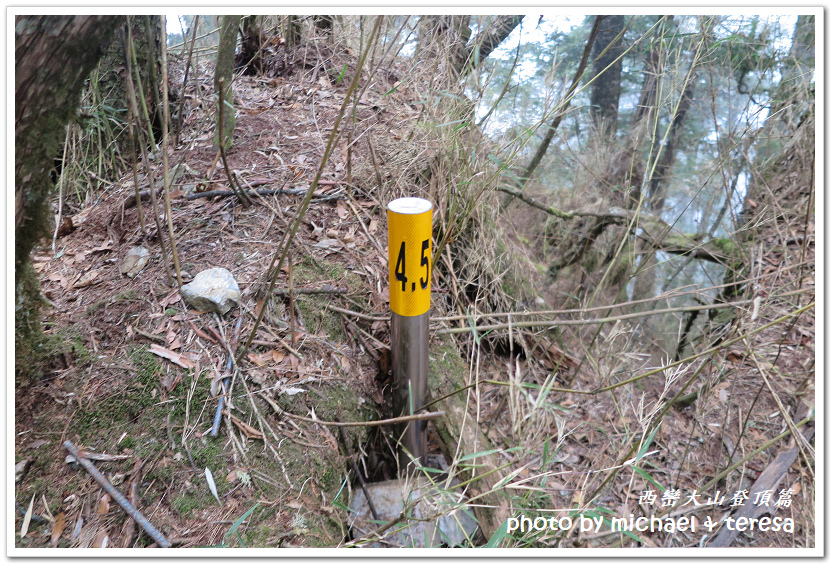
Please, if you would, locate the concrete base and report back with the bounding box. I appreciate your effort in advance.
[348,462,479,547]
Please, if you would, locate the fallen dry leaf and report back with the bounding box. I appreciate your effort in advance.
[149,344,196,369]
[271,350,286,364]
[92,529,109,548]
[160,372,181,392]
[313,239,342,250]
[159,289,181,309]
[71,270,100,289]
[20,494,35,538]
[50,512,66,547]
[97,494,111,516]
[25,439,49,450]
[336,201,348,219]
[247,352,269,367]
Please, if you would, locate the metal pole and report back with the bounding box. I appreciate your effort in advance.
[387,198,432,472]
[391,310,429,466]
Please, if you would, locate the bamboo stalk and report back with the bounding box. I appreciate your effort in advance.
[51,126,71,253]
[123,19,173,284]
[160,16,183,288]
[175,15,199,144]
[126,103,147,236]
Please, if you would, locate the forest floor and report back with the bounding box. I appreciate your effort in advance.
[14,41,815,549]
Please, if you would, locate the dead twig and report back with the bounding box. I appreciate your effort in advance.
[263,394,443,428]
[329,305,389,322]
[160,16,183,288]
[63,441,171,548]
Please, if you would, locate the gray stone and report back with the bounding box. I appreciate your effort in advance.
[180,267,241,314]
[349,474,479,547]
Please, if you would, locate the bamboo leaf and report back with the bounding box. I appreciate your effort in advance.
[20,494,35,538]
[224,501,260,542]
[484,520,509,548]
[205,467,222,505]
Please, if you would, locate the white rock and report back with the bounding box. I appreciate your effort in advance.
[180,267,241,314]
[119,246,150,278]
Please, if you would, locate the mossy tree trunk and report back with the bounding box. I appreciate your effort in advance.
[214,15,240,150]
[15,15,122,380]
[427,337,512,541]
[90,15,160,168]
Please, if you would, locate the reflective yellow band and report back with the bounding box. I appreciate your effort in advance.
[387,198,432,317]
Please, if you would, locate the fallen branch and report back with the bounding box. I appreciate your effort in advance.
[123,187,159,209]
[500,189,736,265]
[329,305,388,322]
[63,441,171,548]
[272,285,347,296]
[263,394,443,428]
[495,185,574,219]
[186,188,343,201]
[435,297,773,335]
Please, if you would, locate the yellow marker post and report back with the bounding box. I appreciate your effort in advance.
[387,198,432,470]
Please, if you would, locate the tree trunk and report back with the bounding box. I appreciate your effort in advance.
[285,15,302,49]
[15,15,122,380]
[517,16,603,191]
[589,15,625,140]
[464,15,524,75]
[769,15,815,132]
[632,44,698,304]
[417,15,523,80]
[416,15,471,78]
[624,16,672,209]
[235,15,263,75]
[215,15,240,150]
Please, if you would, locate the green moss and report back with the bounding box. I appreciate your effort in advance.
[189,438,227,469]
[31,326,94,375]
[171,490,209,517]
[73,347,162,445]
[711,237,737,255]
[15,262,48,383]
[119,436,137,450]
[129,346,161,386]
[428,336,468,392]
[291,259,363,341]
